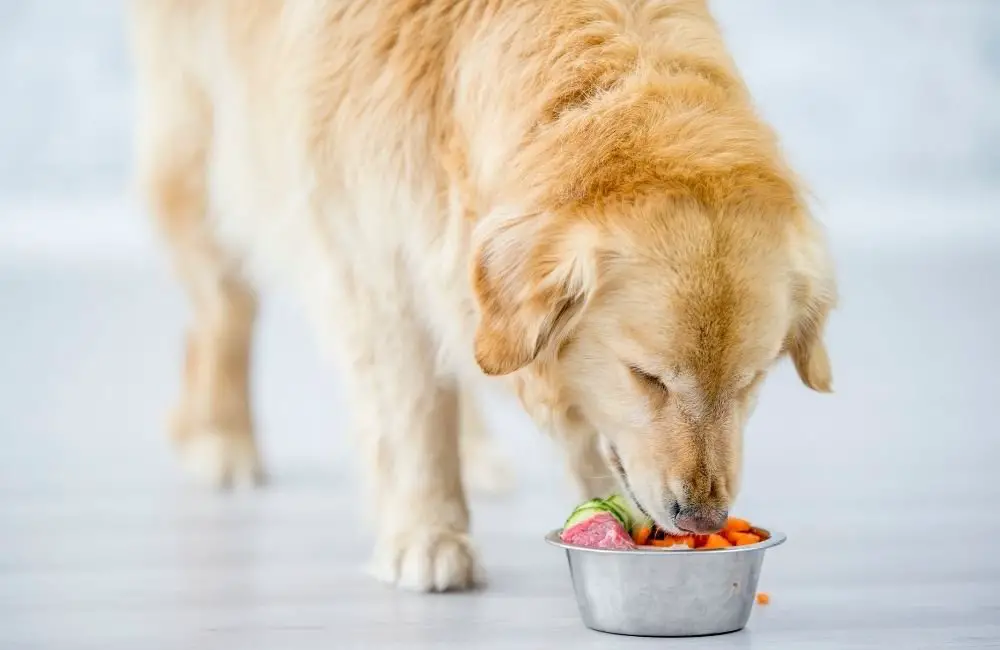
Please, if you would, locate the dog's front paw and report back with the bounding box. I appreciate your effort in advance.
[370,528,481,592]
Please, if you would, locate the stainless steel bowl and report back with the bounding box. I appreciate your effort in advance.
[545,527,786,637]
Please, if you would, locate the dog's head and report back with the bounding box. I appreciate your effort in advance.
[471,192,835,534]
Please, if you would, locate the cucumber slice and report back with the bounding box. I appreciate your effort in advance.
[563,504,606,529]
[563,495,637,531]
[601,494,635,530]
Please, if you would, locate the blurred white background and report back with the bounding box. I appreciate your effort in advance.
[0,2,998,648]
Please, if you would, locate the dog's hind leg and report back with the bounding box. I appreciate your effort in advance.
[133,17,263,488]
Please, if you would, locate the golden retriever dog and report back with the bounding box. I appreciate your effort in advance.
[130,0,836,592]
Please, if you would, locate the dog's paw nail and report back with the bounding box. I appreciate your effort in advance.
[371,529,481,592]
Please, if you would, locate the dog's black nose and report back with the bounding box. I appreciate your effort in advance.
[675,507,727,534]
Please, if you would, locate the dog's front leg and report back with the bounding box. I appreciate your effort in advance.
[335,285,478,592]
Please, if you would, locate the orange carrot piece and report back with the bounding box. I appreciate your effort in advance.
[701,533,732,549]
[633,526,652,546]
[651,539,676,547]
[730,532,762,546]
[756,592,770,605]
[672,535,695,548]
[724,517,752,533]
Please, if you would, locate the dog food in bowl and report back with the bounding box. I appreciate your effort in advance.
[558,496,766,551]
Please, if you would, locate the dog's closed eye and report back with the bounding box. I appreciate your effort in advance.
[629,365,669,393]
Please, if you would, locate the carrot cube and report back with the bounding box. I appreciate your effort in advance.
[730,532,761,546]
[724,517,752,533]
[701,533,732,549]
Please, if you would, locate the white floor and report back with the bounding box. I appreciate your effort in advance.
[0,233,998,649]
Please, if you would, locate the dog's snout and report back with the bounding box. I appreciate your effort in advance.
[675,507,728,534]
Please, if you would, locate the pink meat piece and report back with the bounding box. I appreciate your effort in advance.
[560,512,636,549]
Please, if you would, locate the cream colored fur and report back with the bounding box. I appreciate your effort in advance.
[130,0,836,592]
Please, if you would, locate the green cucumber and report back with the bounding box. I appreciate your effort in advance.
[601,494,636,531]
[563,494,638,531]
[563,499,607,529]
[563,506,606,529]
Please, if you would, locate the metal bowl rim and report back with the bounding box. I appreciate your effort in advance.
[544,527,786,555]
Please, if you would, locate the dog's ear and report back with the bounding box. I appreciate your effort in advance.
[787,291,834,392]
[786,222,837,392]
[471,208,597,376]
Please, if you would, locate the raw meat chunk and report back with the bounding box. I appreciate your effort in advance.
[560,512,636,549]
